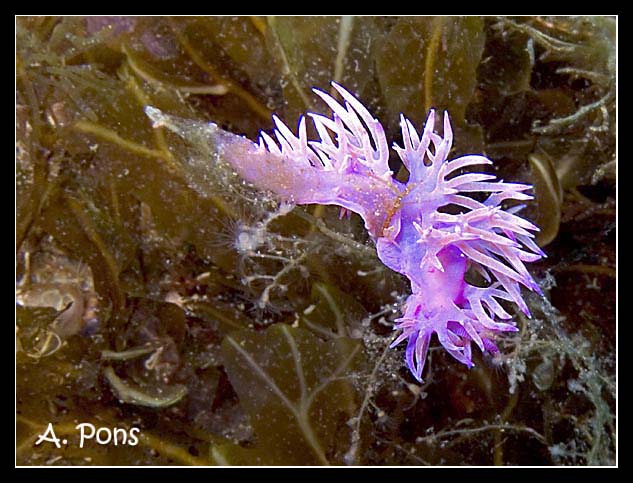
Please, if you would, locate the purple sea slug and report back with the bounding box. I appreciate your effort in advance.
[151,82,545,381]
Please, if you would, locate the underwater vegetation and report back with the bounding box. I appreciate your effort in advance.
[16,16,615,466]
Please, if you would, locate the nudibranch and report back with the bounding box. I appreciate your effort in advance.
[147,82,544,381]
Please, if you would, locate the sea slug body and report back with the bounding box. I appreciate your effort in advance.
[147,82,544,381]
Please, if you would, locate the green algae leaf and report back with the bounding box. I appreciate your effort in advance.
[528,151,563,247]
[299,282,367,339]
[38,189,136,312]
[376,16,485,155]
[496,17,615,83]
[265,16,382,126]
[173,17,278,103]
[212,324,365,465]
[477,25,534,96]
[104,366,188,408]
[131,16,274,132]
